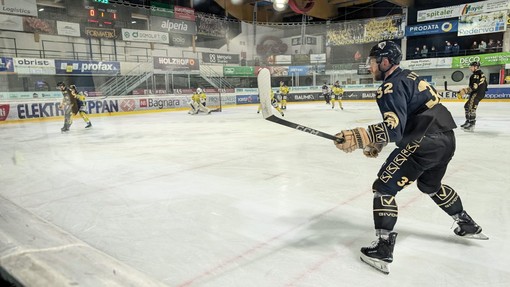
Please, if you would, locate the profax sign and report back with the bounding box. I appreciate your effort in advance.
[55,60,120,75]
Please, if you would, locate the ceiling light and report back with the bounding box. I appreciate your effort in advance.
[273,0,288,12]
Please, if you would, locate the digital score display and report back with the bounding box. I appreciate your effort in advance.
[86,6,117,27]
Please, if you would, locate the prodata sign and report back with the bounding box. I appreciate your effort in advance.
[13,57,55,74]
[405,20,458,36]
[122,28,169,44]
[55,60,120,75]
[0,0,38,17]
[202,52,239,64]
[150,16,196,35]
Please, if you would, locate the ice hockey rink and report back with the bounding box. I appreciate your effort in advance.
[1,101,509,287]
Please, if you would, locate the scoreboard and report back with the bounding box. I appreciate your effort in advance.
[84,1,118,27]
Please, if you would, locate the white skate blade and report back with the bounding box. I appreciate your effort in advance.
[457,232,489,240]
[360,254,390,274]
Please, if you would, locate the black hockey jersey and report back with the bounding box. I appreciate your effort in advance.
[469,69,488,96]
[372,67,457,147]
[322,84,329,94]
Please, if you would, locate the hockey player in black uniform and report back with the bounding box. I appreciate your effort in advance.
[333,41,487,274]
[321,82,331,104]
[458,61,487,132]
[57,82,77,132]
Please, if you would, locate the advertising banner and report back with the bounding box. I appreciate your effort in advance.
[342,90,378,100]
[0,14,23,31]
[310,53,326,63]
[458,11,507,36]
[168,33,192,47]
[274,55,292,65]
[459,0,510,16]
[150,16,196,35]
[153,57,199,71]
[0,0,38,17]
[23,17,55,34]
[288,66,311,76]
[417,0,510,22]
[174,5,195,21]
[0,91,61,100]
[223,66,254,77]
[292,54,310,65]
[55,60,120,75]
[57,21,81,37]
[236,94,259,105]
[122,28,169,44]
[13,57,55,75]
[400,58,453,70]
[150,1,173,18]
[417,5,461,22]
[451,52,510,68]
[202,52,240,64]
[405,20,458,36]
[288,93,320,102]
[327,14,404,45]
[84,27,116,39]
[0,57,14,72]
[485,87,510,99]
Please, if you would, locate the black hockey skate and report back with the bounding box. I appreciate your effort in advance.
[462,121,475,132]
[360,232,397,274]
[453,211,488,240]
[85,122,92,128]
[61,127,69,133]
[460,120,469,128]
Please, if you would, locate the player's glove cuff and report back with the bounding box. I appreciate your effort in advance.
[363,142,386,158]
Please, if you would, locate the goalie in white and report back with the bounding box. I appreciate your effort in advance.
[258,89,284,116]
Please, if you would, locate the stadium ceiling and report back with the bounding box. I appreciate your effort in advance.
[216,0,413,22]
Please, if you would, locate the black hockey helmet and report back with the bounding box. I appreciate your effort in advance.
[56,81,65,87]
[470,61,480,67]
[369,41,402,65]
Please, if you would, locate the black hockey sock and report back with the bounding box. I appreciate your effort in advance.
[373,194,398,231]
[430,185,463,216]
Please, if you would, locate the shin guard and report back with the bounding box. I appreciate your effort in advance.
[373,194,398,232]
[430,185,463,216]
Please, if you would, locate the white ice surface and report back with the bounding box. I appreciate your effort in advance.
[1,101,509,287]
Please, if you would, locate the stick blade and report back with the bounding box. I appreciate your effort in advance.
[257,68,273,119]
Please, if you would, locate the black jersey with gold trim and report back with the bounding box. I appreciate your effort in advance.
[375,67,456,147]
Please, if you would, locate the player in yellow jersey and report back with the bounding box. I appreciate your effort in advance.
[279,81,289,110]
[258,89,284,116]
[189,88,211,115]
[331,80,344,110]
[69,85,92,128]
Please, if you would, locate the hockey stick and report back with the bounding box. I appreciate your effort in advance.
[444,81,459,93]
[257,68,344,144]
